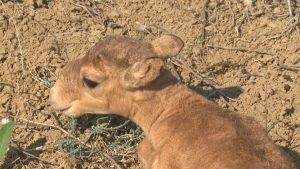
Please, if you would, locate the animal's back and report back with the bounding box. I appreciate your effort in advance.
[148,91,295,169]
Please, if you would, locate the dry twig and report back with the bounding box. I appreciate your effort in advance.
[174,59,216,90]
[9,145,59,166]
[53,41,97,45]
[292,57,300,65]
[152,23,170,34]
[71,1,96,17]
[267,14,299,40]
[136,21,156,37]
[173,59,237,111]
[286,0,293,18]
[207,45,274,55]
[243,72,269,78]
[277,65,300,71]
[168,61,181,81]
[225,0,235,27]
[201,0,210,44]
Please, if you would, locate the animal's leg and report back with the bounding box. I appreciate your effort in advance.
[138,137,159,169]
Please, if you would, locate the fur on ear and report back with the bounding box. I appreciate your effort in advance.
[151,34,184,60]
[121,58,164,89]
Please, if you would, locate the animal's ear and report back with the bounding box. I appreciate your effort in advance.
[121,58,164,89]
[151,34,184,60]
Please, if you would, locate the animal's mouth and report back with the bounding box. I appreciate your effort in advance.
[58,106,72,112]
[50,104,72,113]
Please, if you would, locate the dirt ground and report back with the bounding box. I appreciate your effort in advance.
[0,0,299,168]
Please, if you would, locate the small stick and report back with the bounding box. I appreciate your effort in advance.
[199,51,208,68]
[71,2,94,17]
[98,1,114,9]
[219,95,237,111]
[12,18,24,79]
[235,13,245,27]
[201,0,210,44]
[102,152,124,169]
[292,57,300,65]
[225,0,235,27]
[243,72,268,77]
[5,157,21,168]
[78,0,100,16]
[169,61,181,81]
[26,65,50,88]
[264,82,268,131]
[17,117,56,128]
[277,65,300,71]
[286,0,293,18]
[213,3,220,26]
[14,123,51,130]
[174,59,217,90]
[9,145,59,166]
[174,59,238,110]
[199,61,230,74]
[207,45,274,55]
[136,21,156,37]
[267,15,299,40]
[152,23,170,34]
[53,42,97,45]
[20,97,49,116]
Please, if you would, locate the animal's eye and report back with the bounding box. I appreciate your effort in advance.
[83,77,98,89]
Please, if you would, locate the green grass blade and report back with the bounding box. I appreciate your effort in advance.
[42,72,54,88]
[0,121,15,161]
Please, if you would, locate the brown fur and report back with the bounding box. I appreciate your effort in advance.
[49,35,296,169]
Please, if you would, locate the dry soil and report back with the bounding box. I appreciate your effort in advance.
[0,0,300,168]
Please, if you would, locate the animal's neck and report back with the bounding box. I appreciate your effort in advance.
[119,69,200,135]
[132,84,197,134]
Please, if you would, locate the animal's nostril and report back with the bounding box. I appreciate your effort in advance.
[83,77,98,89]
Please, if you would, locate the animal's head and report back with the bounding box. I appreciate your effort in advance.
[49,35,184,117]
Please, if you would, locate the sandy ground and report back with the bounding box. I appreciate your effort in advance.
[0,0,299,168]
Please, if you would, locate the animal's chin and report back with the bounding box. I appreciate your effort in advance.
[53,103,109,117]
[58,106,90,118]
[59,106,72,112]
[51,105,75,116]
[50,101,79,116]
[50,103,71,112]
[59,106,80,117]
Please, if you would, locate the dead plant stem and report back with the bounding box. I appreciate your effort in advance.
[152,23,170,34]
[201,0,210,44]
[207,45,274,55]
[9,145,59,166]
[286,0,293,18]
[277,65,300,71]
[173,59,237,110]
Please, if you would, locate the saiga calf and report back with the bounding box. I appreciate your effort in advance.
[49,35,296,169]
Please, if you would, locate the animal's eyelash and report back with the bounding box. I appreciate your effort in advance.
[83,77,98,89]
